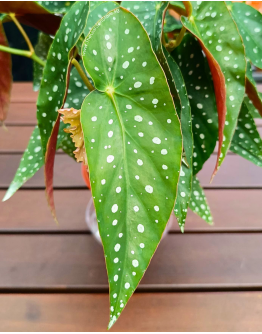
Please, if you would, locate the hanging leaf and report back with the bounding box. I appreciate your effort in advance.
[33,32,53,91]
[3,126,44,201]
[0,1,61,35]
[245,95,262,119]
[181,1,246,179]
[84,1,119,35]
[37,1,90,156]
[245,60,262,116]
[171,33,218,175]
[229,2,262,70]
[81,7,182,328]
[189,176,213,224]
[37,1,74,14]
[230,98,262,167]
[0,19,12,123]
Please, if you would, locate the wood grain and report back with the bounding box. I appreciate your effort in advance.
[10,83,38,103]
[1,233,262,287]
[1,189,262,231]
[1,292,262,331]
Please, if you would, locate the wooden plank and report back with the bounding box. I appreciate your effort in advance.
[1,153,262,188]
[10,83,38,103]
[5,103,36,126]
[0,189,262,231]
[0,292,262,331]
[1,234,262,287]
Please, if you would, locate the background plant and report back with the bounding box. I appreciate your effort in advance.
[1,0,262,329]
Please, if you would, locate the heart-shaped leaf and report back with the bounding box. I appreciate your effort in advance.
[0,19,12,123]
[171,33,218,174]
[245,60,262,116]
[37,1,90,155]
[229,2,262,70]
[81,7,182,328]
[181,1,246,179]
[230,98,262,167]
[189,176,213,224]
[0,1,61,35]
[33,32,53,91]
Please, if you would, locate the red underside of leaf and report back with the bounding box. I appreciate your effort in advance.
[246,77,262,117]
[198,40,226,181]
[0,22,12,123]
[44,115,60,224]
[81,163,91,189]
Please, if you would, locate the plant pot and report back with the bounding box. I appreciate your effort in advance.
[82,164,174,244]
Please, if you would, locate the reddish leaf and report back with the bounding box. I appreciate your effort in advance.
[0,21,12,123]
[81,163,91,189]
[0,1,61,35]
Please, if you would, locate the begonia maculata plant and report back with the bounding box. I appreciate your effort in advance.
[1,1,262,328]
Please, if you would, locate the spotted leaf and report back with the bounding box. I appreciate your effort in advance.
[81,7,182,328]
[33,32,52,92]
[164,9,183,33]
[0,1,61,35]
[37,1,90,156]
[0,19,12,123]
[245,60,262,116]
[230,98,262,167]
[181,1,246,179]
[229,2,262,70]
[189,176,213,224]
[37,1,74,14]
[245,95,262,119]
[171,33,218,174]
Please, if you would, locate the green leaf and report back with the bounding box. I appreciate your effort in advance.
[171,33,218,174]
[229,2,262,70]
[36,1,90,156]
[181,1,246,178]
[245,95,262,119]
[33,32,53,92]
[245,60,262,116]
[37,1,74,14]
[84,1,119,35]
[81,7,182,328]
[230,98,262,167]
[0,19,12,123]
[3,126,44,201]
[189,176,213,224]
[0,1,61,35]
[164,10,182,33]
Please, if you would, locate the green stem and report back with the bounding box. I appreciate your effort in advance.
[0,44,45,66]
[167,26,187,51]
[10,14,34,53]
[71,58,95,92]
[182,1,192,17]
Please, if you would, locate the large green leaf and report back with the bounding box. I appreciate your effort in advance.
[229,2,262,70]
[230,98,262,167]
[189,176,213,224]
[37,1,90,155]
[81,7,182,328]
[245,95,262,119]
[0,19,12,123]
[37,1,74,14]
[245,60,262,116]
[33,32,53,92]
[171,33,218,175]
[181,1,246,178]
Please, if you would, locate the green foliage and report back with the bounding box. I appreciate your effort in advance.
[2,0,262,329]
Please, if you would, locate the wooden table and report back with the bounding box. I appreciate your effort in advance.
[1,83,262,331]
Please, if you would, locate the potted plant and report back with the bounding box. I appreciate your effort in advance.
[1,1,262,329]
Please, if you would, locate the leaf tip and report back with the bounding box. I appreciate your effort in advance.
[180,225,185,233]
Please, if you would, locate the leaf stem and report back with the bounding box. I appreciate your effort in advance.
[168,3,187,16]
[0,44,45,66]
[9,14,34,53]
[166,26,186,51]
[182,1,192,17]
[71,58,95,92]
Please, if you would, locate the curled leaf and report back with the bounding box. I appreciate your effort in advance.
[58,108,87,165]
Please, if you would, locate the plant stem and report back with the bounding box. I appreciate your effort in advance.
[0,44,45,66]
[182,1,192,17]
[9,14,34,53]
[166,26,186,51]
[71,58,95,92]
[168,3,187,16]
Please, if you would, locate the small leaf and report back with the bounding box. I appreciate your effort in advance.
[230,98,262,167]
[0,1,61,35]
[229,2,262,69]
[181,1,246,179]
[33,32,52,91]
[245,60,262,116]
[58,108,87,165]
[81,7,182,328]
[0,19,12,123]
[3,126,44,201]
[189,176,213,224]
[164,9,182,33]
[171,33,218,174]
[36,1,90,156]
